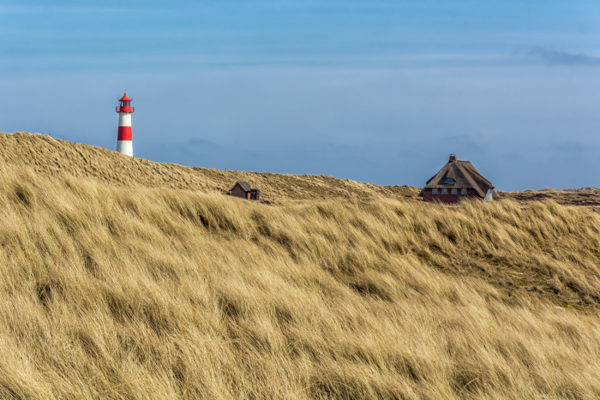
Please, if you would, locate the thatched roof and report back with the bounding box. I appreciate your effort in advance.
[423,155,493,197]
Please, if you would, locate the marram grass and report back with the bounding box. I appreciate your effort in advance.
[0,134,599,399]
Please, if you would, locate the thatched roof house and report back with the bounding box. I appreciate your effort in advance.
[420,155,494,203]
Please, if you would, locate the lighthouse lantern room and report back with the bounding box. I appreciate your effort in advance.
[115,92,134,156]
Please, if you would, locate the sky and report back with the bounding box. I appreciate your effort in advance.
[1,1,600,190]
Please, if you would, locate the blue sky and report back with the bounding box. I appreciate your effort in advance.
[1,1,599,190]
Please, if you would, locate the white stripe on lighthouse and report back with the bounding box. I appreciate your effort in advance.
[117,139,133,156]
[118,113,132,127]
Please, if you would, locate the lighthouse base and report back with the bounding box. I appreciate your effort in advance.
[117,140,133,157]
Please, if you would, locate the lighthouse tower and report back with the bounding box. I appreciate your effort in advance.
[115,92,134,156]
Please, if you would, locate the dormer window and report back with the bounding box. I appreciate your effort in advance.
[441,177,455,184]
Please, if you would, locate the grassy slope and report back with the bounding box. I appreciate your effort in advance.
[1,132,600,399]
[0,132,417,202]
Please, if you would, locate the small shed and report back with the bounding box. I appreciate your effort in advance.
[420,155,494,203]
[229,181,260,200]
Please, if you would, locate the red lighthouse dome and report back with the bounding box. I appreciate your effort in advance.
[116,91,135,113]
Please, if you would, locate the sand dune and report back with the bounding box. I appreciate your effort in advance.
[0,132,599,399]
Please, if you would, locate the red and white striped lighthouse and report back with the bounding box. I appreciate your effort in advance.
[115,92,134,156]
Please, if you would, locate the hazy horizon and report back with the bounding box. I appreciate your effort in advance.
[1,1,599,190]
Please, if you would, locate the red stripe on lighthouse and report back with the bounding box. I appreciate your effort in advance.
[118,126,132,141]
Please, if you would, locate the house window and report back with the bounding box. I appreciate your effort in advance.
[441,177,455,184]
[442,188,448,195]
[461,189,467,195]
[451,188,457,195]
[432,189,438,194]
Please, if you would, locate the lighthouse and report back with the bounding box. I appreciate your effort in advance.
[115,92,134,156]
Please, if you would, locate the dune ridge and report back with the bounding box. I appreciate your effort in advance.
[0,132,599,399]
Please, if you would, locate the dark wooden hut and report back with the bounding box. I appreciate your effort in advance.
[420,155,494,203]
[229,181,260,200]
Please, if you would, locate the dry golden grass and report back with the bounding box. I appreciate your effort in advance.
[0,132,599,399]
[498,188,600,207]
[0,132,417,202]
